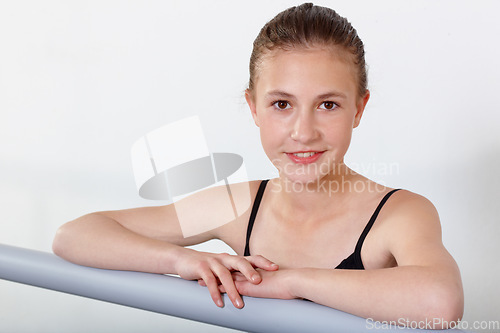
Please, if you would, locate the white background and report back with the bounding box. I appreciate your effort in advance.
[1,1,499,332]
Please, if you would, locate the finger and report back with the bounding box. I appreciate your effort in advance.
[199,278,224,287]
[211,262,244,309]
[205,282,226,294]
[232,258,263,284]
[216,254,261,285]
[200,272,224,308]
[231,272,247,282]
[245,255,279,271]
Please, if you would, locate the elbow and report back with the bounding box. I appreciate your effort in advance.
[52,214,91,259]
[53,212,111,263]
[424,280,464,329]
[432,295,464,329]
[52,222,72,258]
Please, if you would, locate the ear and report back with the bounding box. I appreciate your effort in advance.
[353,90,370,128]
[245,89,260,127]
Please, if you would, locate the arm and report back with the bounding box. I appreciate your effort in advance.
[53,205,197,273]
[53,182,278,308]
[228,192,464,328]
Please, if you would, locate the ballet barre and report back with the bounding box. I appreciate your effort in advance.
[0,244,468,332]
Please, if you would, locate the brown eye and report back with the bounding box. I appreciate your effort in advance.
[274,101,290,110]
[320,101,337,110]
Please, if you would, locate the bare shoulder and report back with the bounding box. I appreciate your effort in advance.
[374,189,448,266]
[380,189,441,235]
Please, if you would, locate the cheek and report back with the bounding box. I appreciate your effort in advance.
[258,119,288,162]
[259,122,281,149]
[324,119,354,151]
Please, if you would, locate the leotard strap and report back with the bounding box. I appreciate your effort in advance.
[335,189,401,269]
[244,179,269,256]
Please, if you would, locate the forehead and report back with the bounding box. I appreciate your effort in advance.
[254,48,358,101]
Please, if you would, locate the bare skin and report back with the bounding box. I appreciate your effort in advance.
[53,47,463,328]
[53,181,278,309]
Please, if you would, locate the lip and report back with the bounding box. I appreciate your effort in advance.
[286,151,325,164]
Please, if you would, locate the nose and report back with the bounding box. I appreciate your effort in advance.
[290,111,319,143]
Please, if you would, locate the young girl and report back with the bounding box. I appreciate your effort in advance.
[53,3,463,328]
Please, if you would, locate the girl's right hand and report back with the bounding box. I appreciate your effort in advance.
[174,249,278,308]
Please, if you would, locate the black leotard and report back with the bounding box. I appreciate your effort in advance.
[244,179,401,270]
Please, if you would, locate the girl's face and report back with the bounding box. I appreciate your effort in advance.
[246,47,369,184]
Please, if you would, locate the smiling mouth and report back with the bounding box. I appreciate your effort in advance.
[286,151,325,164]
[292,152,318,157]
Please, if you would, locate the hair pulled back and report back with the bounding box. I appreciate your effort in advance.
[248,3,367,98]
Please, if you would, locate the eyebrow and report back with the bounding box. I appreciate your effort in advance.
[265,90,347,100]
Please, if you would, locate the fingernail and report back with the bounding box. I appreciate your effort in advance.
[236,299,243,308]
[217,300,224,307]
[251,274,259,282]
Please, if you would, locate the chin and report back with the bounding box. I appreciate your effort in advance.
[280,169,325,185]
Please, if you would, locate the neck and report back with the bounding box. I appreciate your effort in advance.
[269,163,358,223]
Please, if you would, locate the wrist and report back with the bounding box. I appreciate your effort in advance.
[286,267,307,299]
[287,267,319,300]
[157,243,189,274]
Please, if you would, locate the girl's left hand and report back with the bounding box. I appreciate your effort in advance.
[199,269,296,301]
